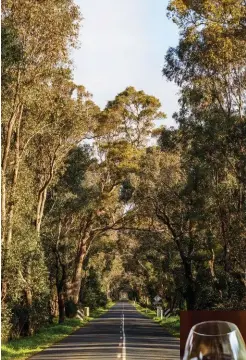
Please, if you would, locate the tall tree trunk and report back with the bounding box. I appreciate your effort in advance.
[36,148,59,235]
[106,284,111,301]
[68,239,88,304]
[175,236,196,310]
[182,256,196,310]
[2,66,22,243]
[24,257,34,336]
[2,105,23,248]
[36,187,48,235]
[48,275,59,323]
[208,248,216,281]
[24,286,34,336]
[2,106,23,302]
[58,292,65,324]
[7,109,23,241]
[1,102,22,240]
[218,207,230,297]
[55,244,67,323]
[156,211,196,308]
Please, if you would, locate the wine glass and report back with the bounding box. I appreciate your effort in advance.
[183,321,246,360]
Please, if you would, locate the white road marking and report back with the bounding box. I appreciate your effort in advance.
[118,302,126,360]
[122,302,126,360]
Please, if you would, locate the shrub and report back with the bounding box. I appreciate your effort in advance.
[65,300,78,318]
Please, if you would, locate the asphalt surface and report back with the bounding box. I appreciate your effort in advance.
[30,301,180,359]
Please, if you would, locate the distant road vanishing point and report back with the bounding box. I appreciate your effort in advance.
[30,302,180,360]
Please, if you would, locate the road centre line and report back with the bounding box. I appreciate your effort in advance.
[122,302,126,360]
[118,302,126,360]
[122,315,126,360]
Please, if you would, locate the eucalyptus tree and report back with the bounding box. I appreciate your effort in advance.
[81,233,125,307]
[41,87,165,321]
[133,149,194,309]
[1,0,83,336]
[1,0,81,249]
[161,0,246,308]
[66,87,166,306]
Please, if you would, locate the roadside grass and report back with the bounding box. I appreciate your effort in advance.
[133,302,180,338]
[157,316,180,338]
[87,301,115,320]
[1,302,115,360]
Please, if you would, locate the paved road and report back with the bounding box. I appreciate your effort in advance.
[31,302,180,359]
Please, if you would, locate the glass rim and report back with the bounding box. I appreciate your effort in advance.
[191,320,239,337]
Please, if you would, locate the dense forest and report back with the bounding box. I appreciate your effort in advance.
[1,0,246,341]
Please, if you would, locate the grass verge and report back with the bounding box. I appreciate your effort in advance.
[87,301,115,320]
[133,302,180,338]
[1,302,115,360]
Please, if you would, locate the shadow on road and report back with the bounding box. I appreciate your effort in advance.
[30,302,180,360]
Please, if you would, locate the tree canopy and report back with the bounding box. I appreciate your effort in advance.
[1,0,246,341]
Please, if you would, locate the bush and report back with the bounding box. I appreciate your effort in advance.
[65,300,77,318]
[98,293,107,307]
[82,288,107,310]
[10,295,50,339]
[1,305,13,342]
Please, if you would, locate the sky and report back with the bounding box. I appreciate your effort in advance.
[72,0,180,128]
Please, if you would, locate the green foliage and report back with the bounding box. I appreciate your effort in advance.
[1,306,13,343]
[134,302,180,337]
[82,287,108,310]
[1,302,115,360]
[157,316,180,338]
[1,318,83,360]
[97,86,166,147]
[2,0,246,345]
[64,300,78,319]
[159,0,246,310]
[1,0,86,340]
